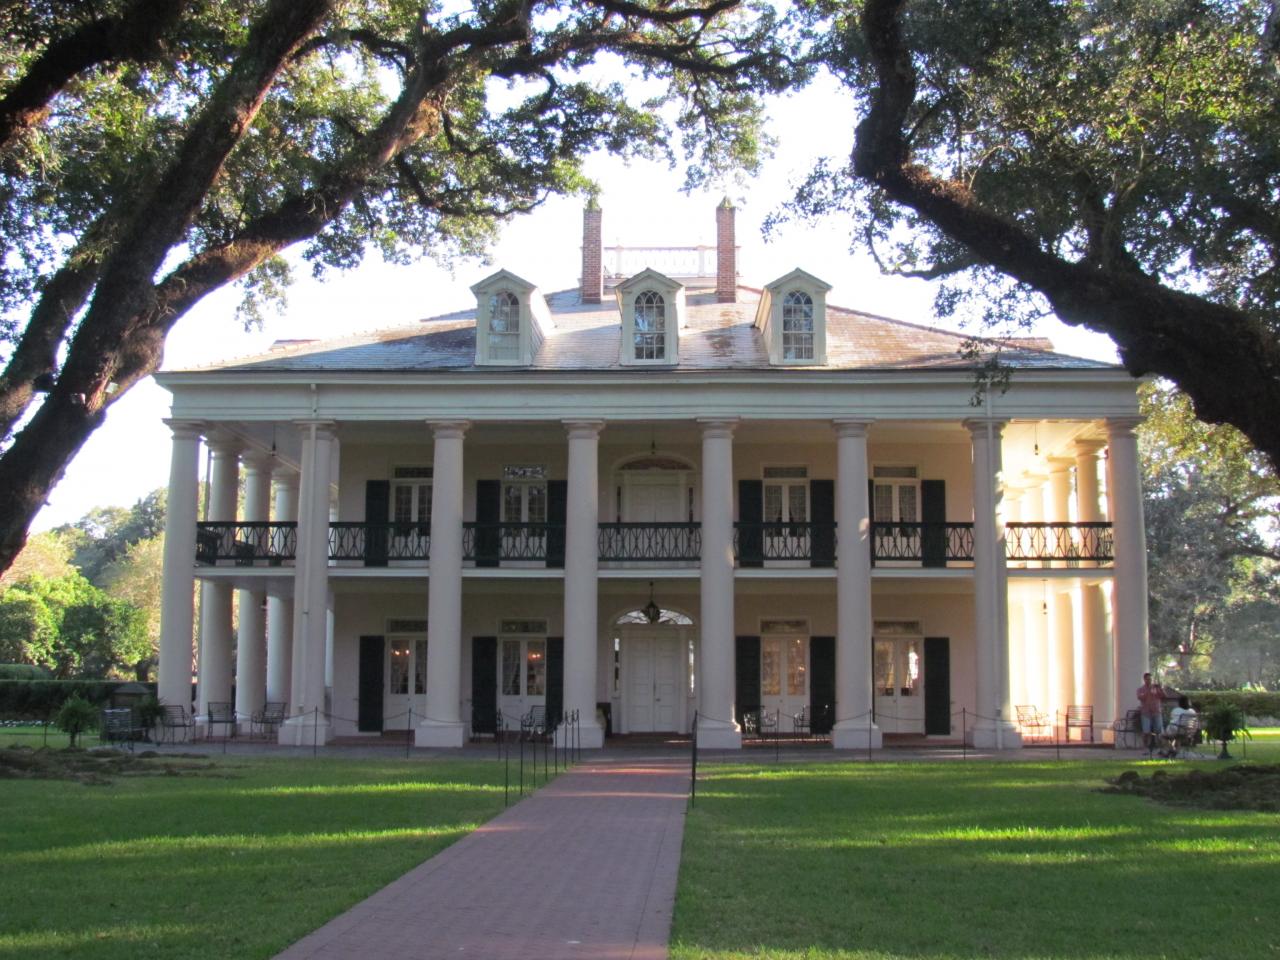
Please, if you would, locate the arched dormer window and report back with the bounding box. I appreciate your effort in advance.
[634,290,666,360]
[782,291,814,360]
[488,291,520,361]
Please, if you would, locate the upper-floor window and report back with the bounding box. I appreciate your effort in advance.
[392,465,432,525]
[872,464,919,523]
[488,291,520,361]
[782,291,814,360]
[634,290,666,360]
[502,464,548,525]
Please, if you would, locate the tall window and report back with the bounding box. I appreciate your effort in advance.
[872,465,919,523]
[502,465,548,525]
[488,290,520,360]
[782,290,814,360]
[634,290,666,360]
[392,466,432,526]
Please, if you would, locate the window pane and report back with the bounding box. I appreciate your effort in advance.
[788,484,807,523]
[902,639,922,695]
[414,639,427,695]
[873,484,893,522]
[527,484,547,523]
[761,638,782,697]
[899,485,918,523]
[389,640,410,695]
[764,485,783,522]
[393,486,412,524]
[873,640,895,695]
[502,640,521,695]
[787,637,807,696]
[525,640,546,696]
[503,484,522,522]
[417,484,431,523]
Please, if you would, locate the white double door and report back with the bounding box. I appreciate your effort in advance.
[873,635,926,734]
[623,627,688,733]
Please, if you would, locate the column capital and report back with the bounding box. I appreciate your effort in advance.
[563,419,605,439]
[205,435,242,457]
[696,416,739,438]
[241,449,274,472]
[833,418,873,439]
[272,466,300,487]
[963,418,1007,439]
[1073,438,1107,457]
[1046,455,1074,475]
[163,418,205,440]
[1105,416,1144,439]
[292,419,339,440]
[426,419,469,440]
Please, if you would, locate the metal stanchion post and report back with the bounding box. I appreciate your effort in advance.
[774,709,780,763]
[690,710,698,807]
[519,734,524,796]
[504,734,510,807]
[312,707,318,758]
[962,708,967,760]
[867,711,872,763]
[406,708,413,759]
[1055,712,1061,761]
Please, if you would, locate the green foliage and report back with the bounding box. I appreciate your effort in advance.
[1201,701,1251,752]
[1187,690,1280,723]
[0,663,49,680]
[52,694,97,747]
[52,490,166,585]
[0,679,155,720]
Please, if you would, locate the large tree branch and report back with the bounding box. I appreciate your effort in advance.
[0,0,191,153]
[854,0,1280,473]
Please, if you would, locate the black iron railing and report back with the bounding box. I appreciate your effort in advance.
[329,522,430,563]
[871,522,975,565]
[195,521,297,565]
[598,522,701,562]
[1004,521,1114,562]
[733,522,836,564]
[463,522,561,565]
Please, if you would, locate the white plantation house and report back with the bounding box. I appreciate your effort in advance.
[154,200,1149,750]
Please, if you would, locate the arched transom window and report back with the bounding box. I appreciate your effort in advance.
[488,290,520,360]
[782,290,814,360]
[633,290,666,361]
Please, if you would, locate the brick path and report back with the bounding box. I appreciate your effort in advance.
[274,758,690,960]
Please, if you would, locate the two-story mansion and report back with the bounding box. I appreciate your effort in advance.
[154,200,1149,750]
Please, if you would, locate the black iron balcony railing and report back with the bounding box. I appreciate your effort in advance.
[463,522,562,566]
[1004,521,1114,563]
[598,522,701,562]
[329,522,431,563]
[195,521,297,565]
[734,522,837,566]
[871,522,975,566]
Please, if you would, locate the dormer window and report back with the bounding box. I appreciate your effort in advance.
[634,291,667,360]
[755,268,831,365]
[782,291,814,360]
[488,291,520,361]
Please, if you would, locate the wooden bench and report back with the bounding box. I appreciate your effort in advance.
[1066,705,1094,742]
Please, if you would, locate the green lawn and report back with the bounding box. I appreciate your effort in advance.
[672,757,1280,960]
[0,724,77,749]
[0,753,510,959]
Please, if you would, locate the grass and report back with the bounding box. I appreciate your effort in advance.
[0,724,77,749]
[0,752,510,959]
[672,755,1280,960]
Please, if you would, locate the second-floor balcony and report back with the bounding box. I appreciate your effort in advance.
[194,518,1115,569]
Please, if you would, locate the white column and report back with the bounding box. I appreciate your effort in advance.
[1019,479,1048,709]
[1075,440,1112,727]
[832,420,881,749]
[966,420,1020,748]
[417,420,468,748]
[158,420,203,719]
[563,420,606,748]
[1046,457,1076,716]
[1003,489,1025,709]
[280,422,336,745]
[1107,418,1150,730]
[197,438,239,727]
[697,417,741,748]
[265,471,298,705]
[234,452,272,731]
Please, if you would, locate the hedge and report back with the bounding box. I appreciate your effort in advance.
[0,663,50,680]
[1184,690,1280,722]
[0,680,157,721]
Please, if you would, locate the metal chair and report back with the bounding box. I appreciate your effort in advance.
[251,701,287,740]
[206,701,237,740]
[1163,713,1205,759]
[791,705,810,736]
[1065,705,1094,742]
[159,704,195,743]
[520,705,547,741]
[1112,709,1142,749]
[100,708,141,749]
[1015,705,1051,743]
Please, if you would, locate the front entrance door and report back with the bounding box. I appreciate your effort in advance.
[623,629,686,733]
[625,478,684,522]
[873,634,925,734]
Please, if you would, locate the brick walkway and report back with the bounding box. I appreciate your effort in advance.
[274,758,690,960]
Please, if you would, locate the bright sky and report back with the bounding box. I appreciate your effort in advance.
[32,73,1118,532]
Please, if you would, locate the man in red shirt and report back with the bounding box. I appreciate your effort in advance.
[1137,672,1164,750]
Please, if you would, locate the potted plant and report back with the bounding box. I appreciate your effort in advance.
[134,695,165,741]
[54,695,98,748]
[1200,701,1251,759]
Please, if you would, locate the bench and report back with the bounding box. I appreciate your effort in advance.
[1065,705,1094,742]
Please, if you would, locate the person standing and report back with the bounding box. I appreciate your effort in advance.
[1137,672,1164,751]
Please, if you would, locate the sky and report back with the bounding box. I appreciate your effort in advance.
[31,73,1118,532]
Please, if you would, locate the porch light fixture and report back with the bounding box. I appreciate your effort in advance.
[643,581,661,624]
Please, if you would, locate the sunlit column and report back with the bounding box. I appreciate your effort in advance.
[1075,440,1112,726]
[832,420,881,749]
[234,451,272,732]
[1107,418,1150,730]
[1003,489,1025,709]
[265,471,298,705]
[196,437,239,727]
[1019,477,1048,709]
[697,417,741,748]
[1046,457,1076,716]
[563,420,606,748]
[158,420,203,719]
[417,420,468,748]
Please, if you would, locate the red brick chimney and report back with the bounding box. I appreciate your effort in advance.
[581,199,603,304]
[715,197,736,303]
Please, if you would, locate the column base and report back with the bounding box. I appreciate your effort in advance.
[832,720,883,750]
[696,717,742,750]
[415,719,465,749]
[971,721,1023,750]
[278,714,332,746]
[554,719,604,749]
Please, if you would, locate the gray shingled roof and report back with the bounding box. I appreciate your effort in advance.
[193,284,1113,374]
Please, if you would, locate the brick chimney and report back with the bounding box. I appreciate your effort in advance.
[715,197,736,303]
[580,199,603,304]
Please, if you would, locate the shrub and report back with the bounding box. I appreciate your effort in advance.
[0,679,156,720]
[54,695,98,747]
[0,663,50,680]
[1185,690,1280,722]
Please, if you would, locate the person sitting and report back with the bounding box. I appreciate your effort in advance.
[1160,696,1197,757]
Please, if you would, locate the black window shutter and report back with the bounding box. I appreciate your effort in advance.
[546,479,567,568]
[545,637,564,725]
[475,479,500,567]
[734,636,761,726]
[868,478,877,568]
[921,479,947,568]
[357,636,385,731]
[809,636,836,734]
[924,637,951,735]
[809,479,835,568]
[738,480,763,568]
[471,637,498,734]
[364,480,389,567]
